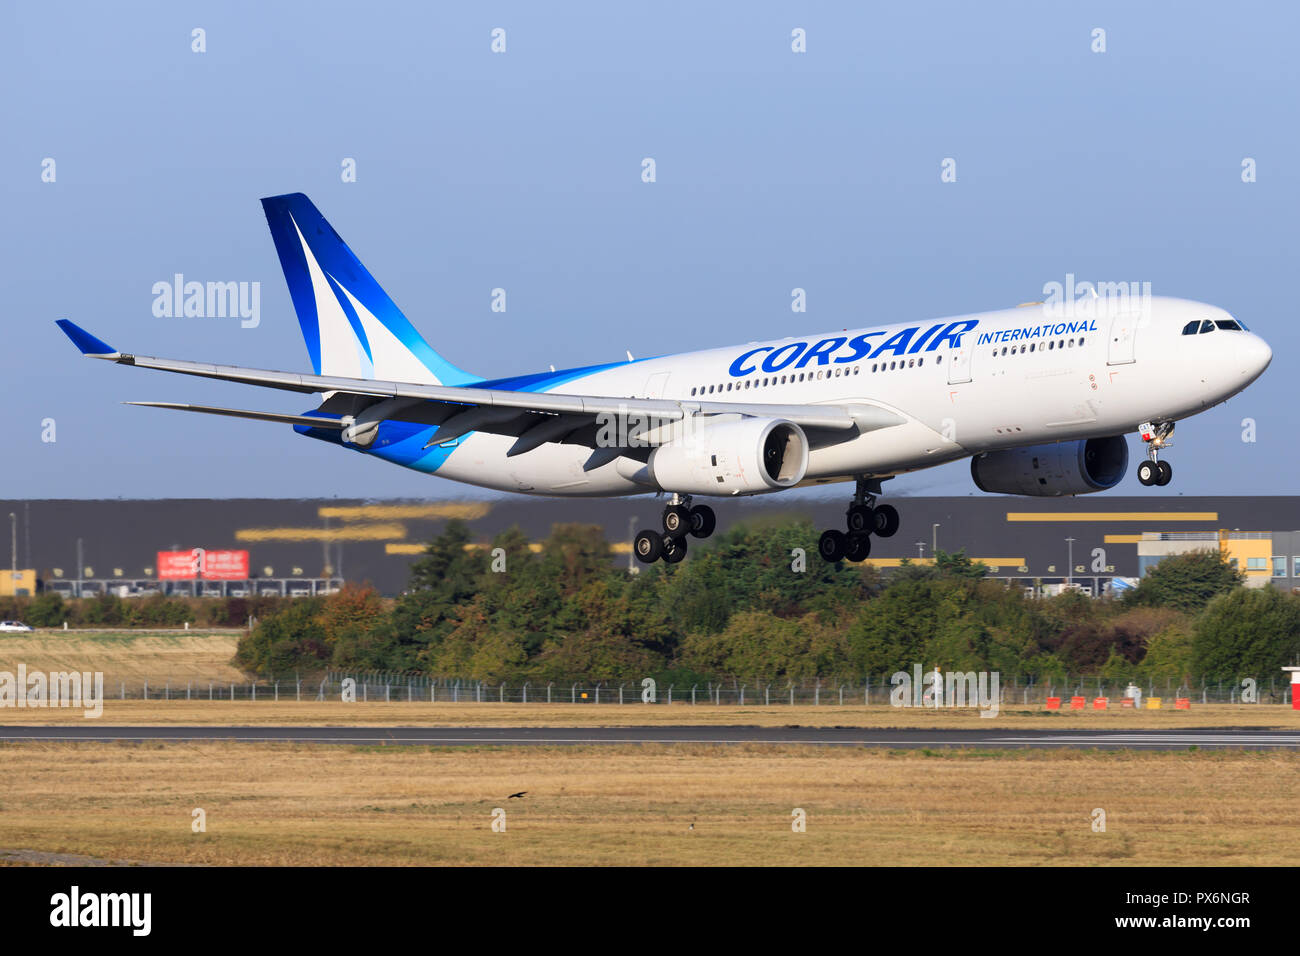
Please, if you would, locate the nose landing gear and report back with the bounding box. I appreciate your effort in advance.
[633,494,718,564]
[1136,421,1174,486]
[819,477,898,563]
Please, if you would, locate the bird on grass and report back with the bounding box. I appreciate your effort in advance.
[508,791,527,799]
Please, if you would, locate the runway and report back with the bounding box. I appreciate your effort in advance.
[1,725,1299,749]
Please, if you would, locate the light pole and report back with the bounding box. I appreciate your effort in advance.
[932,523,940,557]
[916,541,925,559]
[1065,537,1076,588]
[8,513,15,574]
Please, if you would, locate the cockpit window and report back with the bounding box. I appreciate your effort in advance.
[1199,320,1216,333]
[1215,319,1243,331]
[1181,321,1199,335]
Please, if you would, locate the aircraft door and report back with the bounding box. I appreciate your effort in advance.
[1107,312,1137,365]
[947,343,973,384]
[644,371,671,399]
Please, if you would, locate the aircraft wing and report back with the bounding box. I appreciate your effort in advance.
[57,320,905,453]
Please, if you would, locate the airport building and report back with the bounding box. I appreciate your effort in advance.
[1,495,1298,598]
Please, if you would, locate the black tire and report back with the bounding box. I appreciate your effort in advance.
[1156,461,1173,486]
[873,504,900,538]
[689,504,716,539]
[818,529,847,562]
[662,534,688,564]
[633,530,663,564]
[847,503,874,534]
[1137,460,1158,486]
[663,505,691,538]
[845,533,872,562]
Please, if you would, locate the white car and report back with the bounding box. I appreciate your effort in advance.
[0,621,34,633]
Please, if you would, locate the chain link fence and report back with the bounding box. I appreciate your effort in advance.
[97,672,1295,706]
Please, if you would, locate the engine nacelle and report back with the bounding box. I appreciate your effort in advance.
[970,436,1129,496]
[648,417,809,495]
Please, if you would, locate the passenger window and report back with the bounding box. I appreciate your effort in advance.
[1181,321,1199,335]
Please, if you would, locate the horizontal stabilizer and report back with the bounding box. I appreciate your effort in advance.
[124,402,346,429]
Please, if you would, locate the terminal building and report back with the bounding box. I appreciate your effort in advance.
[0,495,1298,597]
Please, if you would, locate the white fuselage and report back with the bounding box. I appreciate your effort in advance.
[404,295,1270,496]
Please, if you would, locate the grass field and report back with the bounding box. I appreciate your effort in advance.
[0,698,1295,729]
[0,741,1294,866]
[0,630,244,683]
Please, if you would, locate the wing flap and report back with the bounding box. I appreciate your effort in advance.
[124,402,347,429]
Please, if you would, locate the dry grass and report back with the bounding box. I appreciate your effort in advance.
[0,741,1294,866]
[0,631,244,683]
[0,698,1295,729]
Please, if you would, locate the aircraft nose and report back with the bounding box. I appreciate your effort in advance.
[1237,335,1268,379]
[1238,334,1272,381]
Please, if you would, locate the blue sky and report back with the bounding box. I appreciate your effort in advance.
[1,1,1295,499]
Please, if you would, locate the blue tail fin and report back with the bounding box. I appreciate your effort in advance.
[260,193,478,385]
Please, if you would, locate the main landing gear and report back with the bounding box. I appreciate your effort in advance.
[818,477,899,563]
[1136,421,1174,487]
[633,494,717,565]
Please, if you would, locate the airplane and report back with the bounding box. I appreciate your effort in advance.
[57,193,1272,565]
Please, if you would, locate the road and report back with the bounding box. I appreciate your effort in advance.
[1,725,1298,749]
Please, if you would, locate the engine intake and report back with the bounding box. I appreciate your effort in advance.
[649,417,809,495]
[970,435,1129,496]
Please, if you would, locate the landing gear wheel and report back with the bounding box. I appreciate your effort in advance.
[847,503,875,534]
[1156,461,1172,486]
[1137,460,1158,486]
[662,534,688,564]
[663,505,691,538]
[634,530,663,563]
[845,533,872,562]
[818,529,847,562]
[688,504,716,539]
[872,504,900,538]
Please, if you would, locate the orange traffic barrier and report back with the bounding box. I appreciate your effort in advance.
[1045,697,1061,710]
[1174,697,1190,709]
[1093,697,1108,710]
[1070,696,1085,710]
[1120,698,1135,708]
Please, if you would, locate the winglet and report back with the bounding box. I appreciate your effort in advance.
[56,319,119,358]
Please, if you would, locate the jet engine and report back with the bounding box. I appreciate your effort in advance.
[970,436,1129,496]
[649,417,809,495]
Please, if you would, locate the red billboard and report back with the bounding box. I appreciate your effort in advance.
[157,549,250,581]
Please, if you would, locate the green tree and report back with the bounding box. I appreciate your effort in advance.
[235,599,329,676]
[1126,549,1243,613]
[24,592,68,627]
[1192,587,1300,680]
